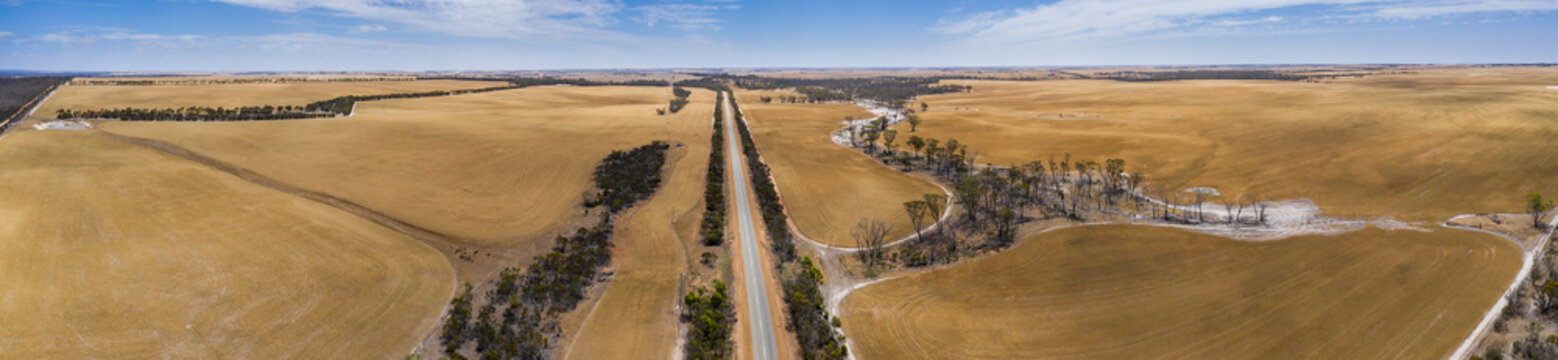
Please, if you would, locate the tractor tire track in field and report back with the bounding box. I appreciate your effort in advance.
[95,129,492,261]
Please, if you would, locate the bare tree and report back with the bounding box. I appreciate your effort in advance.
[903,200,929,243]
[1192,190,1209,224]
[852,218,893,265]
[1253,194,1270,225]
[923,194,951,251]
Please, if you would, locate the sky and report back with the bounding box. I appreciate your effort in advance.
[1,0,1555,71]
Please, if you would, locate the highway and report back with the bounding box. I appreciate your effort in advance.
[723,91,781,360]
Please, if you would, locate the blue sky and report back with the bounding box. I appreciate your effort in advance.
[1,0,1555,71]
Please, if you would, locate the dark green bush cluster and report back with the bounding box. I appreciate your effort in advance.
[783,257,847,360]
[586,141,670,212]
[669,86,692,114]
[682,280,735,360]
[700,92,728,246]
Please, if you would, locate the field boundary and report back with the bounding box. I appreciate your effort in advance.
[1448,213,1558,360]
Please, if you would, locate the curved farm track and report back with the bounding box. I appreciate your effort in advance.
[841,225,1520,359]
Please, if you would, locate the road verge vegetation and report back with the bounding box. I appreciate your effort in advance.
[438,141,670,360]
[730,92,849,360]
[699,92,729,246]
[682,280,736,359]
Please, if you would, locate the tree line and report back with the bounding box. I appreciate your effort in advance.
[698,74,969,108]
[847,115,1286,268]
[440,141,670,360]
[729,93,849,360]
[700,92,729,246]
[54,77,673,122]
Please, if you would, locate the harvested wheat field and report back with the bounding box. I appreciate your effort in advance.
[98,86,713,246]
[0,129,453,358]
[906,67,1558,220]
[564,91,714,359]
[737,90,944,247]
[841,225,1521,359]
[35,78,498,118]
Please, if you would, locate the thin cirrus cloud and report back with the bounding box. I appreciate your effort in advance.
[934,0,1558,45]
[19,29,414,52]
[632,2,740,31]
[211,0,740,40]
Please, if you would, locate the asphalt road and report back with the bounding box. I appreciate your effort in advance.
[724,91,781,360]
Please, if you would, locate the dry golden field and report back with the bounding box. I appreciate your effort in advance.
[905,67,1558,220]
[0,129,454,358]
[841,225,1521,359]
[563,91,714,359]
[100,86,712,246]
[737,90,944,247]
[36,79,498,117]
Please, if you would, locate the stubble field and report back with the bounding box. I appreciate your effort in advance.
[736,90,944,247]
[101,85,711,246]
[36,79,499,117]
[0,129,454,358]
[841,225,1521,359]
[903,67,1558,220]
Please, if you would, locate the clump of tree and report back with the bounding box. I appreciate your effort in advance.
[668,86,693,114]
[586,141,670,212]
[700,93,729,246]
[681,280,736,360]
[783,257,848,360]
[440,141,670,359]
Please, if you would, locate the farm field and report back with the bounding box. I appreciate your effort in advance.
[563,91,714,359]
[841,224,1522,359]
[0,129,453,358]
[35,78,498,117]
[904,67,1558,221]
[736,90,944,247]
[98,85,712,248]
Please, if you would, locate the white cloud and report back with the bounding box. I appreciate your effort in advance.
[0,31,13,38]
[1372,0,1558,19]
[935,0,1558,45]
[633,3,738,31]
[350,24,387,33]
[211,0,624,39]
